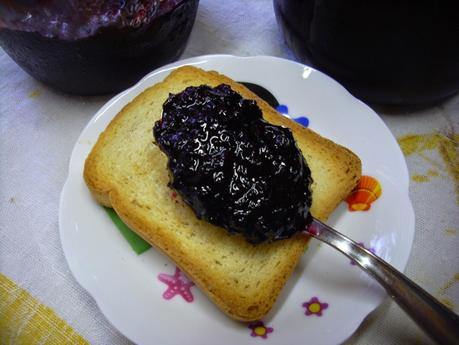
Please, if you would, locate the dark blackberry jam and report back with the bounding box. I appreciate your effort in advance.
[154,84,313,244]
[0,0,199,95]
[273,0,459,106]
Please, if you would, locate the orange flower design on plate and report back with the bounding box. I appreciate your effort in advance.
[346,176,382,211]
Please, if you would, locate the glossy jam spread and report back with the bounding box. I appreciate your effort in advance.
[154,84,313,243]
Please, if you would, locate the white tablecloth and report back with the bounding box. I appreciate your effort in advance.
[1,1,458,344]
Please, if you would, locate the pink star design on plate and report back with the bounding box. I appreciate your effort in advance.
[158,267,195,302]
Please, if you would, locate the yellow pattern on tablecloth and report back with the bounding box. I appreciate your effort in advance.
[398,132,459,204]
[0,273,88,345]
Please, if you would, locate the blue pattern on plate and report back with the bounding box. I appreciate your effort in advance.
[276,104,309,128]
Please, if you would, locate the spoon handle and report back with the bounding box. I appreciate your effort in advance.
[307,218,459,345]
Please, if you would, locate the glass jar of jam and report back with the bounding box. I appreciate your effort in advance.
[273,0,459,105]
[0,0,199,95]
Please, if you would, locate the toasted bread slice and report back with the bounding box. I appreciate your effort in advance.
[84,66,361,321]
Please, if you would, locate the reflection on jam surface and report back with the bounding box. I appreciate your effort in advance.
[0,0,185,39]
[154,84,313,244]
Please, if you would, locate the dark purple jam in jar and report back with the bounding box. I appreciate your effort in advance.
[0,0,199,95]
[273,0,459,106]
[154,84,313,244]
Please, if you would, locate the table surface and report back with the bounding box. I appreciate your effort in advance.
[1,1,458,344]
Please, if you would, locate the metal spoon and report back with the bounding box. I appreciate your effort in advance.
[307,218,459,345]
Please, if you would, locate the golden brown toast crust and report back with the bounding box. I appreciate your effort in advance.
[84,66,361,321]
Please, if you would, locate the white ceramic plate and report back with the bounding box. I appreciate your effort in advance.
[59,55,414,345]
